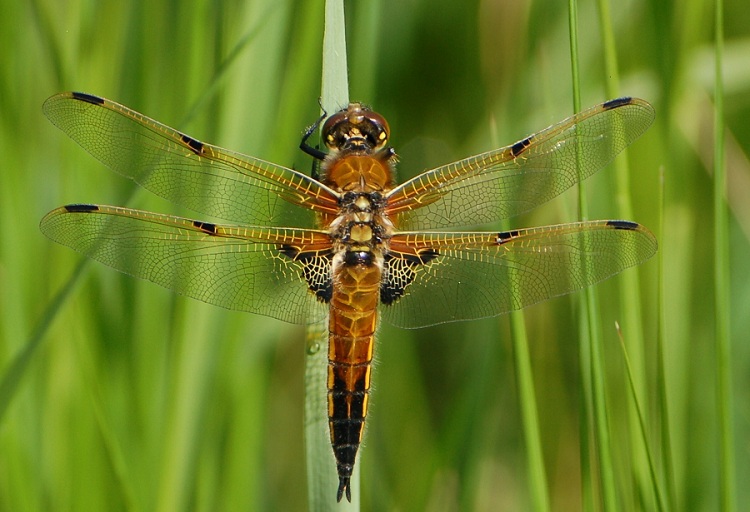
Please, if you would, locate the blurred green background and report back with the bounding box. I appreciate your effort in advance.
[1,0,748,510]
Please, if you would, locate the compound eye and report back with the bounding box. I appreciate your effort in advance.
[364,111,390,148]
[322,110,349,148]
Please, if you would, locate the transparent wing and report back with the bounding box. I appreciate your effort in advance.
[40,204,332,324]
[386,98,655,230]
[382,220,657,328]
[43,92,339,227]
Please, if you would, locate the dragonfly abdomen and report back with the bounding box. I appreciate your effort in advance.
[328,255,380,502]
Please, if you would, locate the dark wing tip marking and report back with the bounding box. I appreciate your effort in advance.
[510,136,532,157]
[180,133,205,155]
[606,220,640,230]
[64,204,100,213]
[70,92,105,105]
[602,97,633,110]
[192,220,217,234]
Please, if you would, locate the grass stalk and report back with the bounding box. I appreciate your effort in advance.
[509,311,550,512]
[568,0,618,510]
[304,1,353,510]
[656,167,677,511]
[495,106,549,510]
[595,0,653,507]
[615,322,667,512]
[712,1,736,510]
[0,259,87,422]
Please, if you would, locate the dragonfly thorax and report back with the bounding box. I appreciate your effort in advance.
[331,191,392,253]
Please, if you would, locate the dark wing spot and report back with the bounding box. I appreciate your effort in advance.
[606,220,639,230]
[193,221,217,234]
[71,92,105,105]
[180,133,204,154]
[602,97,632,110]
[400,249,439,265]
[510,137,532,157]
[279,244,300,259]
[64,204,99,213]
[497,230,520,244]
[417,248,439,264]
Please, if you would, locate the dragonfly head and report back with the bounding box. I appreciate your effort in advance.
[323,103,390,153]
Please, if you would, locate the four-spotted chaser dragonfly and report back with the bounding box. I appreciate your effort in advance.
[41,92,656,502]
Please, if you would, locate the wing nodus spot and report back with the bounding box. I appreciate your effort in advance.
[279,244,300,259]
[510,137,532,157]
[181,133,204,154]
[193,221,217,234]
[497,230,520,244]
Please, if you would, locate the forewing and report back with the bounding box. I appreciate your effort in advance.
[40,204,331,323]
[387,98,655,230]
[43,92,339,226]
[381,220,657,328]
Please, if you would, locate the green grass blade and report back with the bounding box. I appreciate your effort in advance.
[656,167,677,511]
[615,322,667,512]
[569,1,617,510]
[595,0,653,507]
[494,102,550,510]
[320,0,349,112]
[584,290,617,512]
[0,259,86,423]
[305,1,353,510]
[510,311,550,512]
[567,3,595,510]
[713,1,736,510]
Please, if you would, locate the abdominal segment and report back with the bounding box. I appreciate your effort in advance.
[327,258,380,502]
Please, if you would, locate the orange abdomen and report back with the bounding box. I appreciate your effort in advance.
[327,259,380,501]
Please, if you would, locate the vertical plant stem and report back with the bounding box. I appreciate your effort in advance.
[615,323,667,512]
[510,312,550,512]
[0,259,87,422]
[305,1,353,510]
[585,292,616,512]
[320,0,349,113]
[595,0,652,507]
[713,0,735,510]
[495,109,549,510]
[568,0,617,510]
[657,168,677,511]
[567,3,594,509]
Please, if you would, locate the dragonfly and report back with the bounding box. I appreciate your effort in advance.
[41,92,656,502]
